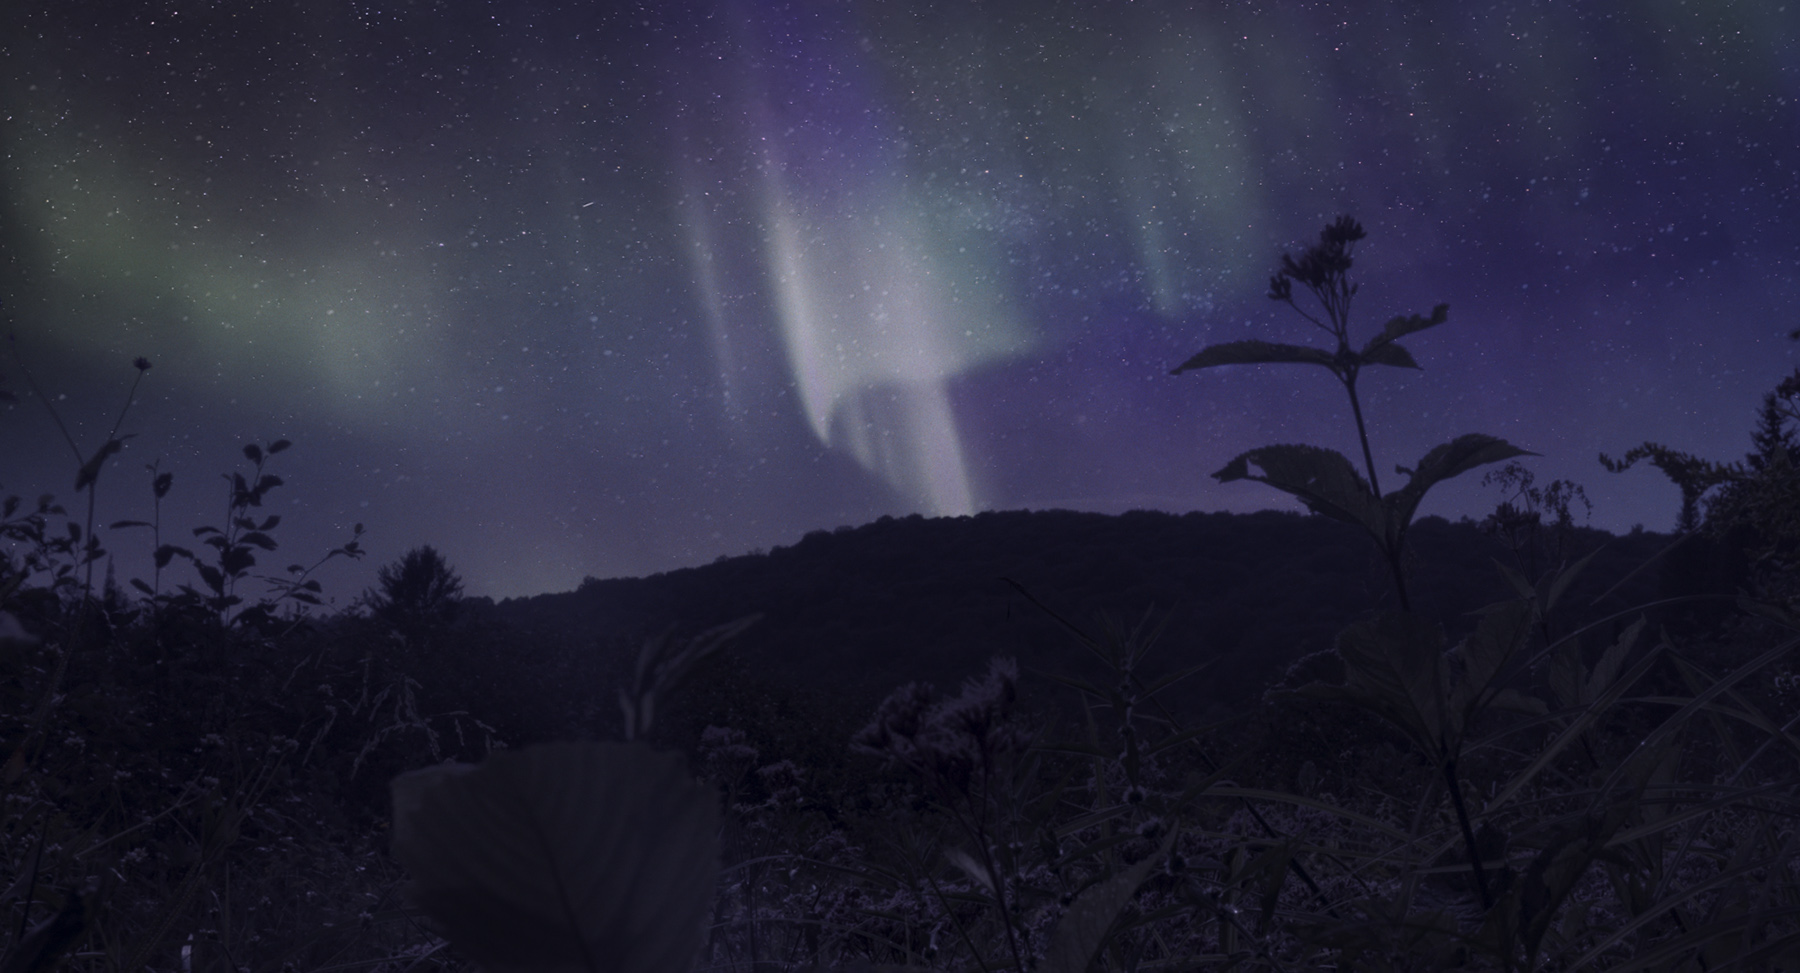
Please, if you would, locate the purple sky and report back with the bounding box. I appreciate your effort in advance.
[3,1,1797,599]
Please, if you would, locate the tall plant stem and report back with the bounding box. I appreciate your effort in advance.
[1342,376,1413,611]
[1342,378,1383,501]
[1443,756,1493,910]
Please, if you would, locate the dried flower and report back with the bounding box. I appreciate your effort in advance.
[851,680,936,763]
[852,657,1029,795]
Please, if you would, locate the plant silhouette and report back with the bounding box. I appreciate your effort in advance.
[367,544,464,653]
[1173,215,1532,611]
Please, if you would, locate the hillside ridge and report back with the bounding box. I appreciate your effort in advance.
[470,507,1675,718]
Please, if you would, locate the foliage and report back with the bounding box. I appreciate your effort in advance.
[1603,357,1800,618]
[365,545,466,657]
[1479,461,1594,586]
[371,546,463,620]
[391,742,721,973]
[1173,215,1533,611]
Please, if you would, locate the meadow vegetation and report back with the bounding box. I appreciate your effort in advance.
[4,219,1800,972]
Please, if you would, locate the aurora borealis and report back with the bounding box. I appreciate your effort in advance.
[3,1,1798,599]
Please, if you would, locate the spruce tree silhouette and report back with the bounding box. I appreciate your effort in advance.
[369,545,464,652]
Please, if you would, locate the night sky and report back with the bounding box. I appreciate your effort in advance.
[3,1,1797,600]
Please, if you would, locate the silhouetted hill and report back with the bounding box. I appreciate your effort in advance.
[470,508,1674,723]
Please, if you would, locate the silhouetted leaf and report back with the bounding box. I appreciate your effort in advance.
[1358,341,1421,369]
[197,564,225,595]
[1588,617,1644,702]
[249,474,283,504]
[240,532,277,551]
[257,515,280,531]
[3,496,17,518]
[1492,557,1534,601]
[1384,434,1537,533]
[1360,303,1449,357]
[221,547,256,576]
[110,520,151,530]
[1447,600,1538,733]
[268,439,291,454]
[1171,339,1337,376]
[1214,444,1385,537]
[1542,547,1602,616]
[390,741,720,973]
[153,471,173,498]
[154,545,191,569]
[74,436,133,492]
[1330,611,1449,755]
[244,443,263,463]
[130,579,154,596]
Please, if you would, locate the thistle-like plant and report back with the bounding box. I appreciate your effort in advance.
[1173,215,1533,611]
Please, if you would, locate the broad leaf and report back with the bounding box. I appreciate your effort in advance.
[1446,600,1538,735]
[1213,444,1385,538]
[1587,616,1645,703]
[1358,341,1421,370]
[1039,826,1177,973]
[1384,434,1538,537]
[1542,547,1602,616]
[73,435,134,492]
[944,847,996,895]
[1360,303,1449,357]
[1171,340,1337,376]
[391,741,720,973]
[1332,611,1450,756]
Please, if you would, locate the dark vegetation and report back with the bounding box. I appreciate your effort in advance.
[4,218,1800,972]
[493,508,1670,724]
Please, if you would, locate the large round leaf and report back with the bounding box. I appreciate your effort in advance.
[391,741,720,973]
